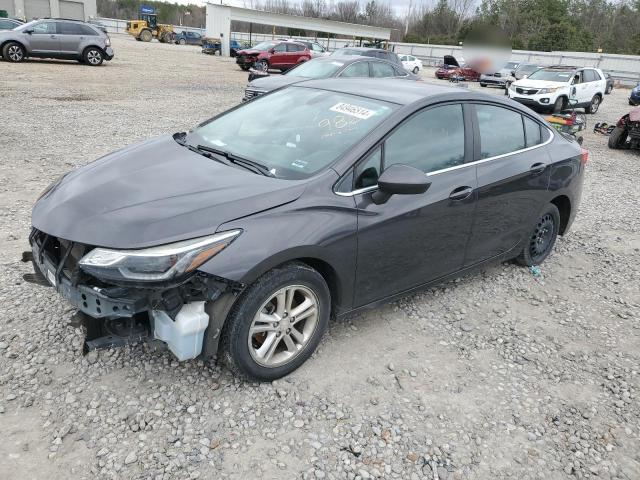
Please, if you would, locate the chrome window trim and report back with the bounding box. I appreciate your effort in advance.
[334,126,554,196]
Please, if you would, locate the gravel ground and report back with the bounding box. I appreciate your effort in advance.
[1,36,639,480]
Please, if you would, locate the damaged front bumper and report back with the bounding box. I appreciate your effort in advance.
[24,229,236,360]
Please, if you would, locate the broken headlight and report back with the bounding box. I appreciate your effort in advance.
[78,230,241,282]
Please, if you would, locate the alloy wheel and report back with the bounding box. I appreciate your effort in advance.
[8,45,23,62]
[591,96,600,113]
[256,60,268,72]
[87,50,102,65]
[529,214,555,263]
[248,285,319,367]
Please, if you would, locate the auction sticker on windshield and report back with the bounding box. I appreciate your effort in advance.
[330,103,376,120]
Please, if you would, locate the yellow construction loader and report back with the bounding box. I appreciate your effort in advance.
[126,11,176,43]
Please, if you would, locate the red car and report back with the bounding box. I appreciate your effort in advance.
[435,55,480,81]
[235,40,311,72]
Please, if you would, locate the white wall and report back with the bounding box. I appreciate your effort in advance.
[12,0,96,20]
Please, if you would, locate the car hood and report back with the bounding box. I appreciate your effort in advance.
[513,79,568,89]
[443,55,460,67]
[237,49,262,55]
[32,135,306,249]
[249,75,306,91]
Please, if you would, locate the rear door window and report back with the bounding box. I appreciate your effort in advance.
[340,62,370,78]
[371,62,396,78]
[385,104,466,173]
[476,104,525,158]
[273,43,287,52]
[523,116,542,147]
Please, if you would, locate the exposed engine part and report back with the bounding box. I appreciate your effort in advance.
[71,311,150,354]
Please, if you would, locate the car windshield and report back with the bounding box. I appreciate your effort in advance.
[188,87,396,180]
[286,60,344,78]
[519,65,539,74]
[251,41,276,51]
[14,20,37,31]
[527,69,573,82]
[504,62,519,70]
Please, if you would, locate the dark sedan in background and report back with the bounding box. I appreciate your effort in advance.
[243,55,418,101]
[26,79,586,381]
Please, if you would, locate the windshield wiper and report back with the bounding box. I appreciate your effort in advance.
[174,133,233,166]
[197,144,275,177]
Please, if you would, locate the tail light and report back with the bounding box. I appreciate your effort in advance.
[580,148,589,165]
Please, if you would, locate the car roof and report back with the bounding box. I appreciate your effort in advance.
[293,78,483,106]
[335,47,389,53]
[307,55,395,66]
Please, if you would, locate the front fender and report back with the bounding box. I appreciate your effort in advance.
[197,175,358,312]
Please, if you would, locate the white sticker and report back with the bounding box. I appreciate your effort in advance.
[330,103,375,120]
[46,269,57,287]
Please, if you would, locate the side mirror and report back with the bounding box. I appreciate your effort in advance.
[371,164,431,205]
[24,29,34,34]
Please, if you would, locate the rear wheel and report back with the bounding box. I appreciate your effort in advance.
[516,204,560,266]
[605,84,613,94]
[140,29,153,42]
[2,42,25,62]
[83,47,104,66]
[587,95,601,114]
[220,262,330,381]
[608,126,627,149]
[179,38,186,45]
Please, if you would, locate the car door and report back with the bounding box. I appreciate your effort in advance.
[351,103,477,307]
[28,21,60,55]
[285,43,306,67]
[464,103,552,266]
[57,21,84,56]
[570,70,590,104]
[269,43,288,67]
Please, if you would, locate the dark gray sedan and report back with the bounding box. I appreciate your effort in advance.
[244,55,418,101]
[26,79,586,381]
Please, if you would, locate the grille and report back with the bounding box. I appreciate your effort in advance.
[30,229,90,285]
[516,87,539,95]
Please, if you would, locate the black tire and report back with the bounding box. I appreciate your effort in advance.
[412,66,419,74]
[608,126,627,149]
[179,38,186,45]
[480,82,487,87]
[516,204,561,267]
[587,94,601,114]
[140,29,153,42]
[605,84,613,94]
[240,64,250,71]
[2,41,25,62]
[83,47,104,66]
[220,262,330,381]
[552,96,566,113]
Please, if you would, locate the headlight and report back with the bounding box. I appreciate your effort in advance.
[36,172,68,202]
[538,87,560,94]
[79,230,241,282]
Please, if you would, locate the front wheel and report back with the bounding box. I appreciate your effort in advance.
[255,59,268,72]
[179,38,186,45]
[83,47,104,66]
[587,95,601,114]
[516,204,560,267]
[552,96,566,113]
[140,29,153,42]
[2,42,25,62]
[220,262,330,381]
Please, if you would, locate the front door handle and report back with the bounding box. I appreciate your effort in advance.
[530,162,547,174]
[449,186,473,200]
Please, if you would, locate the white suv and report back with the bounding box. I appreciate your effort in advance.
[508,66,606,113]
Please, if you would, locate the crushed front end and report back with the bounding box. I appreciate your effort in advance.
[24,228,237,360]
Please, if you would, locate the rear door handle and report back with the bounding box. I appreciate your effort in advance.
[530,162,547,174]
[449,186,473,200]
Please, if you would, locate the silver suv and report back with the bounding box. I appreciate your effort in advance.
[0,18,114,66]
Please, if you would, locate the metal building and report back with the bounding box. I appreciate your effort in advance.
[206,3,392,57]
[0,0,97,21]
